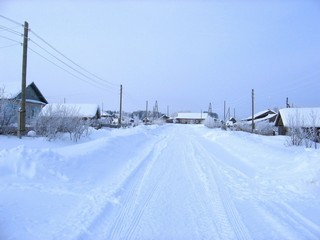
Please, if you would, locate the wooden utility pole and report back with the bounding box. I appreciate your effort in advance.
[223,100,227,130]
[18,21,29,138]
[252,89,255,133]
[118,84,122,127]
[224,101,226,123]
[208,102,212,114]
[145,100,148,124]
[286,97,290,108]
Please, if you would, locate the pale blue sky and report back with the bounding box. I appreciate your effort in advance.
[1,0,320,118]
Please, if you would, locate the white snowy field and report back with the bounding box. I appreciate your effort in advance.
[0,124,319,240]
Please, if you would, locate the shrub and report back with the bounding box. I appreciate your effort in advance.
[0,87,18,135]
[204,116,222,129]
[34,104,92,142]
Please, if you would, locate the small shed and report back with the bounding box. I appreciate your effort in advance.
[175,112,208,124]
[275,108,320,135]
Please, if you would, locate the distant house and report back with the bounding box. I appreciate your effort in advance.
[242,109,277,123]
[1,81,48,124]
[40,103,101,120]
[159,114,170,123]
[275,108,320,135]
[175,112,208,124]
[226,117,236,127]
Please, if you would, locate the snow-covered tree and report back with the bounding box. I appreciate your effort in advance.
[0,87,18,134]
[34,104,91,142]
[204,116,222,129]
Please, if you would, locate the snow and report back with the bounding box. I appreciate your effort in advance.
[277,107,320,127]
[176,112,208,119]
[241,109,277,122]
[41,103,100,118]
[0,124,319,239]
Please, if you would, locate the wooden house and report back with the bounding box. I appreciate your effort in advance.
[242,109,277,123]
[175,112,208,124]
[1,81,48,124]
[275,108,320,135]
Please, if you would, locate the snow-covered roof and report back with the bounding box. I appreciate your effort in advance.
[41,104,100,118]
[176,112,208,120]
[242,109,276,121]
[276,108,320,127]
[254,113,277,123]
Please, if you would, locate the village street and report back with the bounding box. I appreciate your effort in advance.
[0,124,319,239]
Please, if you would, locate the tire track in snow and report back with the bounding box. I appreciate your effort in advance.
[104,135,169,240]
[60,132,168,240]
[255,201,320,240]
[188,136,252,240]
[181,139,222,239]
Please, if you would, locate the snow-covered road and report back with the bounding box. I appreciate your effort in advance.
[0,125,319,239]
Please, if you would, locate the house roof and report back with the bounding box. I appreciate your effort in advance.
[275,108,320,127]
[176,112,208,120]
[242,109,277,122]
[1,81,48,104]
[41,103,100,118]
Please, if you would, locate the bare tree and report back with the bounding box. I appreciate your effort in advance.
[0,87,18,135]
[34,104,92,142]
[286,110,303,146]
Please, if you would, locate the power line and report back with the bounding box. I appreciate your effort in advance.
[0,16,130,103]
[29,29,118,88]
[0,24,23,36]
[0,43,21,49]
[29,38,118,90]
[28,46,118,94]
[0,15,23,27]
[0,34,22,44]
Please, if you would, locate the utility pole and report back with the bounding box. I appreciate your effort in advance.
[18,21,29,138]
[234,108,236,119]
[223,100,226,130]
[118,84,122,127]
[252,89,255,133]
[208,102,212,114]
[153,100,159,120]
[167,105,169,117]
[145,100,148,124]
[286,97,290,108]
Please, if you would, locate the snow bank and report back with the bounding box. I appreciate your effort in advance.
[0,125,319,239]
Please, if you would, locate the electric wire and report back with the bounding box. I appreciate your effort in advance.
[0,14,23,27]
[0,34,22,44]
[0,43,21,49]
[0,15,134,111]
[0,24,23,36]
[28,46,118,94]
[29,39,117,90]
[29,29,118,88]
